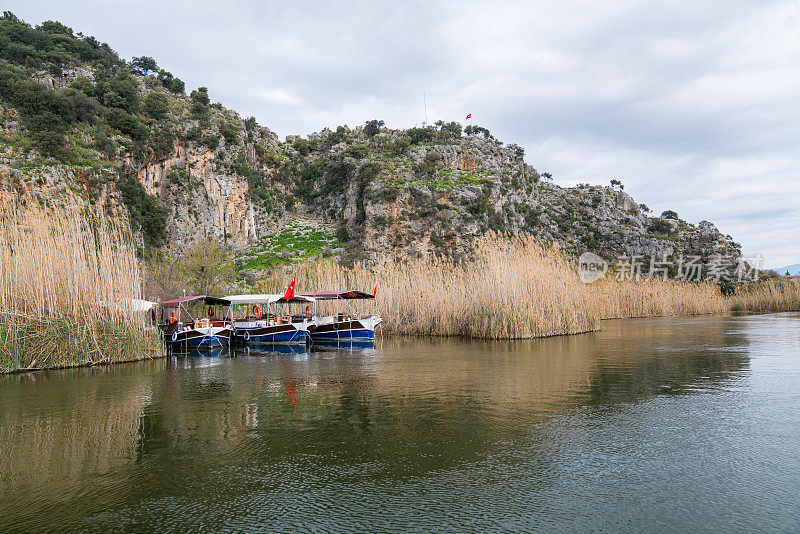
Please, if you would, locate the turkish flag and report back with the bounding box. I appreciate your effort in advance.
[373,284,377,297]
[466,113,472,119]
[283,273,296,300]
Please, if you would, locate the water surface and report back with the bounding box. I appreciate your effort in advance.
[1,313,799,532]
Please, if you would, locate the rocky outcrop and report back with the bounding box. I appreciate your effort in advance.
[277,126,740,264]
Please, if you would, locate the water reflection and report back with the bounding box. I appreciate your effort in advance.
[171,346,231,358]
[0,314,798,532]
[239,343,310,358]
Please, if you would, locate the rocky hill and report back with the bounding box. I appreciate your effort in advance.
[0,12,741,278]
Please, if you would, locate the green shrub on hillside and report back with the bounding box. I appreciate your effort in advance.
[0,12,123,69]
[648,219,673,235]
[117,176,169,249]
[144,91,169,120]
[434,120,462,139]
[507,143,525,160]
[69,76,95,96]
[342,142,369,159]
[0,63,103,157]
[190,87,210,121]
[105,107,147,141]
[149,125,174,158]
[407,126,435,145]
[465,125,492,139]
[364,119,384,138]
[96,68,139,112]
[292,137,312,156]
[157,69,185,93]
[220,120,239,145]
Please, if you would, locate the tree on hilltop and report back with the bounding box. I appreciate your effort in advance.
[364,119,385,138]
[131,56,158,75]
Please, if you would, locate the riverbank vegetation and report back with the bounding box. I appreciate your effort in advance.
[589,278,728,319]
[731,278,800,313]
[0,195,164,373]
[255,235,734,339]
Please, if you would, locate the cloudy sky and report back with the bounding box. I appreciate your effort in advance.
[9,1,800,266]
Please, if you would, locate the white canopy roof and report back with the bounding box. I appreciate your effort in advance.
[130,299,157,311]
[223,294,315,305]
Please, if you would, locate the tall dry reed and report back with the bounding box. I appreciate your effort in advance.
[588,277,728,319]
[732,278,800,313]
[260,234,750,339]
[0,194,164,372]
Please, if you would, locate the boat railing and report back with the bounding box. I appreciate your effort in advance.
[232,314,305,326]
[316,313,378,324]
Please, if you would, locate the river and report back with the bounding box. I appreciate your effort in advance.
[1,313,799,532]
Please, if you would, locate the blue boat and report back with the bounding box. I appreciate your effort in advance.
[300,290,383,343]
[232,321,309,344]
[224,285,314,346]
[159,295,233,351]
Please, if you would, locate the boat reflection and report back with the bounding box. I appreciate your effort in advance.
[238,343,310,358]
[310,339,377,351]
[173,346,231,358]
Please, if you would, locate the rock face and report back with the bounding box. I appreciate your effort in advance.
[0,36,740,267]
[274,125,740,264]
[133,143,256,248]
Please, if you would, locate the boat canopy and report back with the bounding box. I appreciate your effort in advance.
[160,295,231,307]
[130,299,157,311]
[223,294,315,305]
[298,290,375,300]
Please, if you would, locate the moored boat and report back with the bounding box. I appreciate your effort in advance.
[158,295,233,350]
[224,275,314,345]
[300,290,382,342]
[223,293,314,344]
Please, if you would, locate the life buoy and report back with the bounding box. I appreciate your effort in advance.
[243,331,251,342]
[208,306,215,319]
[169,310,177,325]
[253,305,262,319]
[171,331,178,342]
[305,306,312,318]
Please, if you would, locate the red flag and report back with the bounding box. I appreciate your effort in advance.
[283,273,296,300]
[466,113,471,119]
[373,284,377,297]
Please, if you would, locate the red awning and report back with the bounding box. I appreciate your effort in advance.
[298,290,374,300]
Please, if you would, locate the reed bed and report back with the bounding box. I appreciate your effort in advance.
[0,195,164,372]
[265,235,598,338]
[588,278,728,319]
[261,234,764,340]
[731,278,800,313]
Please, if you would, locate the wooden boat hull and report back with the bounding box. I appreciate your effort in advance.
[167,326,232,350]
[308,316,381,342]
[233,322,309,345]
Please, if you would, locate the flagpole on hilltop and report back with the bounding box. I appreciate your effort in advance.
[423,93,428,127]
